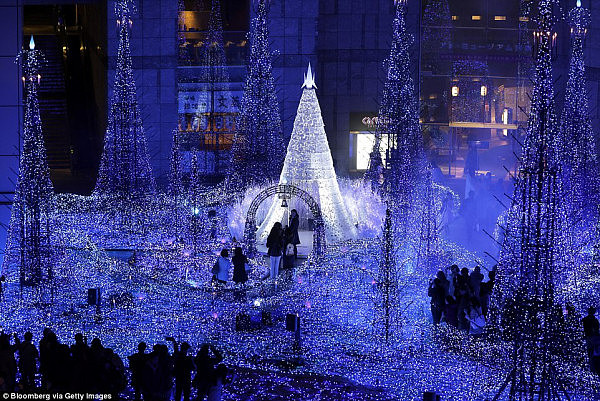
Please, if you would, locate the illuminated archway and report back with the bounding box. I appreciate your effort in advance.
[244,184,326,258]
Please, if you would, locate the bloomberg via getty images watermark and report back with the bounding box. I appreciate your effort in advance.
[3,394,113,400]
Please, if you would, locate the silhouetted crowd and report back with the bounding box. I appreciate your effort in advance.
[428,265,600,374]
[584,307,600,374]
[0,329,231,400]
[428,265,495,337]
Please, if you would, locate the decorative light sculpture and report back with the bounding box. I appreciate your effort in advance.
[94,0,155,199]
[3,36,56,289]
[365,0,426,199]
[228,0,285,196]
[559,0,598,230]
[489,1,587,398]
[256,64,357,242]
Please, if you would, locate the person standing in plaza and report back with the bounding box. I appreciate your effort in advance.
[212,249,231,285]
[266,222,284,280]
[128,342,148,401]
[17,332,38,390]
[288,209,300,259]
[232,247,249,285]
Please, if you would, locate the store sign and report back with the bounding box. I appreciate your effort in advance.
[178,82,242,114]
[179,91,210,114]
[349,112,389,131]
[362,116,381,128]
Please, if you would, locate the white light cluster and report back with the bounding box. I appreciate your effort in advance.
[256,65,358,243]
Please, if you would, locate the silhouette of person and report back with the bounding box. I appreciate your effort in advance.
[193,344,222,399]
[231,247,248,285]
[128,342,148,401]
[288,209,301,259]
[168,338,194,401]
[17,332,38,390]
[266,223,284,280]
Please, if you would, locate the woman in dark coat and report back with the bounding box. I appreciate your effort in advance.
[289,209,300,259]
[232,247,248,284]
[266,222,284,280]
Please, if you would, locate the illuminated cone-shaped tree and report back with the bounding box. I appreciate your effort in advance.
[366,0,426,202]
[228,0,284,196]
[3,37,55,287]
[554,1,600,311]
[257,65,357,242]
[489,2,585,398]
[373,208,401,345]
[94,0,155,199]
[560,2,599,231]
[366,0,434,271]
[169,129,184,198]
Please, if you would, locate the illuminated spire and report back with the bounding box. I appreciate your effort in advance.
[4,39,55,286]
[489,1,580,398]
[558,0,599,253]
[302,63,317,89]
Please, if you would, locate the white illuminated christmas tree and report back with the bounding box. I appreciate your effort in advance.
[257,64,357,242]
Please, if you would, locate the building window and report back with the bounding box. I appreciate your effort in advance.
[451,86,459,97]
[494,16,506,21]
[350,133,390,171]
[471,15,481,21]
[452,15,459,21]
[177,0,249,178]
[349,113,392,171]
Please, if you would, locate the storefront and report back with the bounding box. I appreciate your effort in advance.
[348,112,389,172]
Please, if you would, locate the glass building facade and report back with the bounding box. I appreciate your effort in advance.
[2,0,599,190]
[177,0,249,179]
[419,0,530,180]
[350,0,532,183]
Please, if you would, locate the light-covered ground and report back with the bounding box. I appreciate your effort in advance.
[1,195,597,400]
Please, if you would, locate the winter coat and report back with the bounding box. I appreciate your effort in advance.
[428,282,445,308]
[215,257,231,282]
[289,215,301,245]
[266,232,284,257]
[232,254,248,284]
[18,342,38,374]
